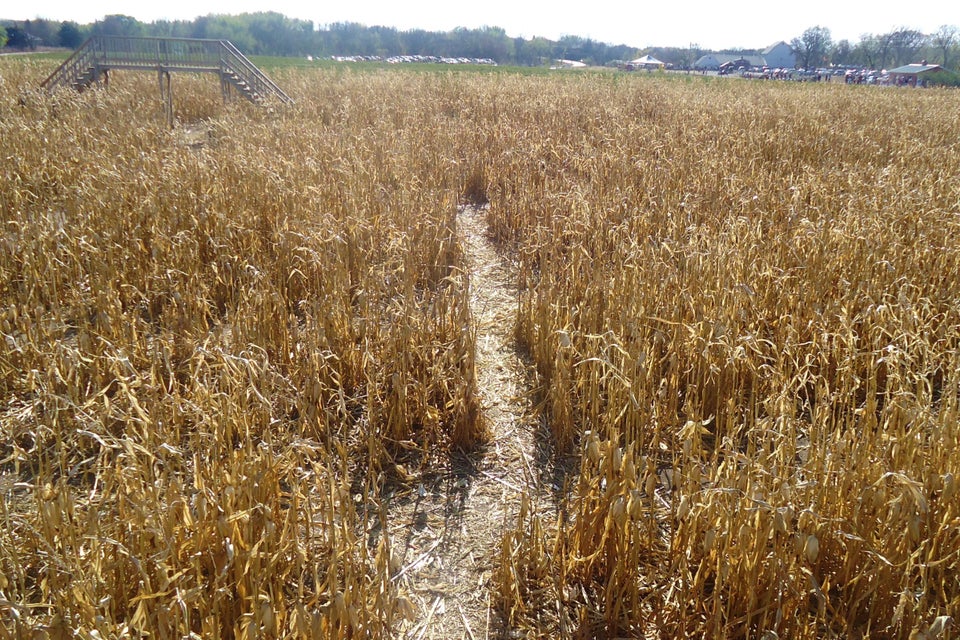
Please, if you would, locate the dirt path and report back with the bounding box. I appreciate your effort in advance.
[392,205,542,639]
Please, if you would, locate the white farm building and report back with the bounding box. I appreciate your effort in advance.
[694,42,796,71]
[694,53,765,71]
[762,42,796,69]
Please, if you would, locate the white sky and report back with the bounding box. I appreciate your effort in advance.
[7,0,960,51]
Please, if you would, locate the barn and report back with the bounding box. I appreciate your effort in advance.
[694,43,795,72]
[694,53,765,71]
[762,42,796,69]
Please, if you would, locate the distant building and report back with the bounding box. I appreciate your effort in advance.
[693,43,795,71]
[693,54,722,70]
[887,63,943,86]
[694,53,766,71]
[762,42,795,69]
[627,55,665,70]
[552,59,587,69]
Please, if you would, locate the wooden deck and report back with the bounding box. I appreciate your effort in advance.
[42,36,292,107]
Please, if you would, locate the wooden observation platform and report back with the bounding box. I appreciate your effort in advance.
[42,36,292,118]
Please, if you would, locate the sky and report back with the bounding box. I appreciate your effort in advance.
[7,0,960,51]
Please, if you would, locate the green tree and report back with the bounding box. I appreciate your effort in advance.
[676,43,704,68]
[401,29,433,56]
[514,36,552,66]
[189,15,257,52]
[831,39,853,65]
[91,15,144,37]
[474,26,513,62]
[557,35,590,62]
[885,27,926,66]
[923,69,960,85]
[791,26,833,69]
[24,19,59,46]
[324,22,381,56]
[240,12,314,56]
[930,25,958,69]
[0,26,7,49]
[372,26,401,56]
[853,34,882,68]
[151,19,186,38]
[5,26,40,49]
[58,21,85,48]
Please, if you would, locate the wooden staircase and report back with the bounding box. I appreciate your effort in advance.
[42,36,292,105]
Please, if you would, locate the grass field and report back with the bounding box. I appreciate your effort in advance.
[1,58,958,639]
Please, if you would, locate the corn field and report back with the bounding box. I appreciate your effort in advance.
[1,58,958,639]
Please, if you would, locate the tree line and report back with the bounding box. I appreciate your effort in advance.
[0,14,636,66]
[1,14,958,70]
[791,25,960,71]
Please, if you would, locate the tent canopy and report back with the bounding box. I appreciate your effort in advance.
[630,55,664,66]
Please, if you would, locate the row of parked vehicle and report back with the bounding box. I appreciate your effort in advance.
[724,65,890,83]
[328,54,497,65]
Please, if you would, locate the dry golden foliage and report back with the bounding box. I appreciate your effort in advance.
[482,77,960,638]
[2,60,959,639]
[1,63,481,638]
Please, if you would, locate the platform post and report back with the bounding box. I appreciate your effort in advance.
[158,69,173,127]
